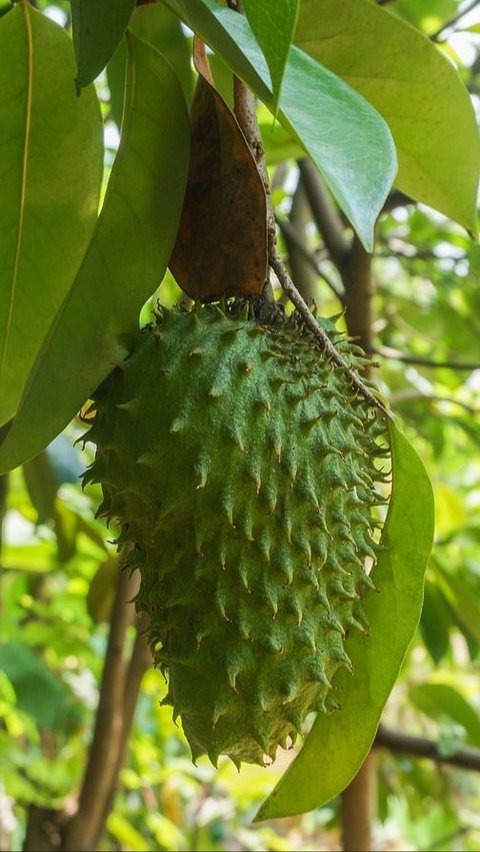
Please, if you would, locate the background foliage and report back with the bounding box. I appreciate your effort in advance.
[1,1,480,850]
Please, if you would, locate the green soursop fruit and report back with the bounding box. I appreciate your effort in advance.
[84,300,389,767]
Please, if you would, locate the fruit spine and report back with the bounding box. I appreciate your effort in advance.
[84,301,389,767]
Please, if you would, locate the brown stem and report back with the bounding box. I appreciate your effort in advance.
[342,235,375,353]
[298,158,349,269]
[98,623,152,839]
[340,752,377,852]
[61,561,139,851]
[340,237,376,852]
[376,724,480,772]
[282,176,320,301]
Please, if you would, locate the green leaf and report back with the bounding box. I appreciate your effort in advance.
[242,0,299,111]
[87,557,119,624]
[0,33,190,475]
[410,682,480,747]
[295,0,480,235]
[0,642,80,732]
[256,421,434,820]
[72,0,136,88]
[0,4,103,427]
[164,0,397,251]
[420,579,451,664]
[107,3,194,130]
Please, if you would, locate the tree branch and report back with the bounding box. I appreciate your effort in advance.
[98,623,152,842]
[375,345,480,372]
[275,215,345,302]
[281,176,322,301]
[61,560,139,852]
[298,158,349,268]
[376,724,480,772]
[430,0,480,41]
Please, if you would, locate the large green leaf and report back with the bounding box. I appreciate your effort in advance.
[295,0,479,235]
[242,0,299,111]
[164,0,397,251]
[72,0,136,88]
[0,33,190,475]
[256,421,434,820]
[0,4,103,428]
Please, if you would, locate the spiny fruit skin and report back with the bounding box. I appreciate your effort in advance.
[84,302,389,767]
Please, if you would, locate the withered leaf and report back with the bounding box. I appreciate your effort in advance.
[169,42,267,301]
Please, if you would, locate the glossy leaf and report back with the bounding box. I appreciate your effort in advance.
[242,0,299,111]
[256,421,434,820]
[295,0,480,235]
[72,0,136,88]
[164,0,397,251]
[0,4,103,427]
[0,33,190,475]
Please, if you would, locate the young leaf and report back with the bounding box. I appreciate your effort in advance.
[0,4,103,428]
[295,0,480,236]
[0,33,190,476]
[256,421,434,820]
[72,0,136,88]
[164,0,397,252]
[242,0,299,111]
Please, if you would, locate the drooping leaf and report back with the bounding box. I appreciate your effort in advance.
[0,642,82,732]
[72,0,136,88]
[242,0,299,111]
[295,0,480,235]
[163,0,397,251]
[410,682,480,748]
[420,578,451,664]
[0,4,103,428]
[170,42,267,299]
[0,33,190,475]
[256,420,434,820]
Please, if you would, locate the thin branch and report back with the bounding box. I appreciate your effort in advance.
[228,7,388,417]
[98,623,152,844]
[298,158,349,268]
[62,560,139,852]
[390,388,479,415]
[430,0,480,40]
[375,345,480,372]
[376,724,480,772]
[275,215,345,302]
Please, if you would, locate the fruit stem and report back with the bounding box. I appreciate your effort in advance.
[227,0,389,418]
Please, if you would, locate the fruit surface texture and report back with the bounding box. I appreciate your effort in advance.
[85,301,389,766]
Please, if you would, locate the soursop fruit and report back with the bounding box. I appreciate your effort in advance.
[84,300,389,767]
